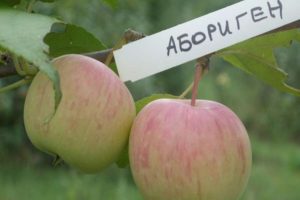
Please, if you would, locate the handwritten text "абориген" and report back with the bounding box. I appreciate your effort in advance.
[166,0,283,56]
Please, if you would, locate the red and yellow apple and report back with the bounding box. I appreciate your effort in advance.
[24,54,135,173]
[129,99,251,200]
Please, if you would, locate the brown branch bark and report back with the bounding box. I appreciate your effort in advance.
[0,20,299,78]
[0,49,113,78]
[0,56,16,78]
[83,48,113,63]
[0,66,17,78]
[267,20,300,34]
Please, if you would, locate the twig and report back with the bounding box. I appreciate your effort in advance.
[83,48,113,63]
[0,78,32,93]
[0,66,17,78]
[0,20,299,78]
[0,55,17,78]
[266,20,300,34]
[179,82,194,99]
[27,0,36,13]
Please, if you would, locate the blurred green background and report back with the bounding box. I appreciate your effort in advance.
[1,0,300,199]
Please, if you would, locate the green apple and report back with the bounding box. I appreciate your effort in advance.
[24,54,136,173]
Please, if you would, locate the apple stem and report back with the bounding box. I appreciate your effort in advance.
[190,57,210,106]
[191,64,202,106]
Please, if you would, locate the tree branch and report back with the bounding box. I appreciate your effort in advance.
[267,20,300,34]
[0,20,299,78]
[0,55,17,78]
[83,48,113,63]
[0,49,113,78]
[0,66,17,78]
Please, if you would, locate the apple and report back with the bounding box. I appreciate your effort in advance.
[129,99,251,200]
[24,54,136,173]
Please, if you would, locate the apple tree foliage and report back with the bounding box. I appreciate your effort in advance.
[0,0,300,167]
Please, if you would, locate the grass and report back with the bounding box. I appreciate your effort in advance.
[0,164,142,200]
[242,136,300,200]
[1,136,300,200]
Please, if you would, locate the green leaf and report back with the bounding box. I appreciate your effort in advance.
[217,30,300,96]
[135,94,178,114]
[102,0,118,8]
[0,8,62,108]
[0,0,21,7]
[44,23,106,57]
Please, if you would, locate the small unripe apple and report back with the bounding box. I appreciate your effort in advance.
[24,54,136,173]
[129,99,251,200]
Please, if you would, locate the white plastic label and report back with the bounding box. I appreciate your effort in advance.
[114,0,299,82]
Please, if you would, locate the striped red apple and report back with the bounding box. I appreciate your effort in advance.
[129,99,251,200]
[24,54,135,173]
